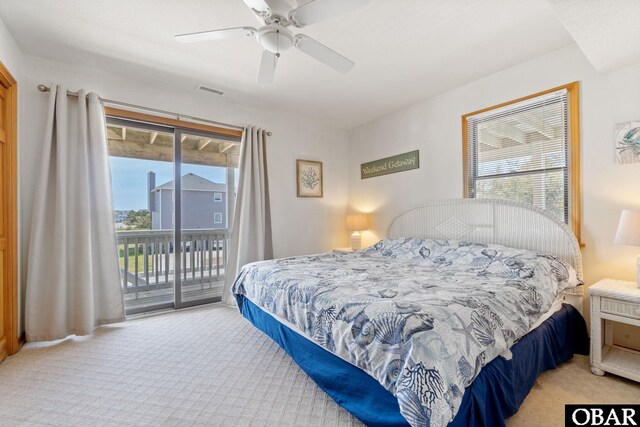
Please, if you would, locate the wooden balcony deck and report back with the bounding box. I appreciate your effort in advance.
[124,280,224,312]
[117,228,230,313]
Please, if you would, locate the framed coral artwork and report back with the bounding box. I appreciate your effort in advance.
[296,159,323,197]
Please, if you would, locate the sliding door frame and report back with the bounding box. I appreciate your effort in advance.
[107,117,175,315]
[173,128,226,310]
[106,116,237,314]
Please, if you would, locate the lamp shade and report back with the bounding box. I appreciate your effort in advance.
[347,213,369,231]
[615,210,640,246]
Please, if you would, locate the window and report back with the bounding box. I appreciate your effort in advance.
[213,192,222,202]
[462,82,581,243]
[105,109,241,314]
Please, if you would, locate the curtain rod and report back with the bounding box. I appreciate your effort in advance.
[36,84,272,136]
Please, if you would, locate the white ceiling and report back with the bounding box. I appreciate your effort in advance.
[0,0,576,129]
[546,0,640,73]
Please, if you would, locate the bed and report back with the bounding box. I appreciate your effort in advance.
[232,199,589,426]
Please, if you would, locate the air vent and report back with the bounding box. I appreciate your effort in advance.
[197,85,224,96]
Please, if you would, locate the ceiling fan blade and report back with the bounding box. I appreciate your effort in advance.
[258,50,278,84]
[289,0,368,27]
[294,34,354,73]
[175,27,257,43]
[242,0,270,14]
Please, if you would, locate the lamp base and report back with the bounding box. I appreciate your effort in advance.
[351,231,361,251]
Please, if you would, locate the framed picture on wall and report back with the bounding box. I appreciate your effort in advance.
[615,120,640,164]
[296,159,323,198]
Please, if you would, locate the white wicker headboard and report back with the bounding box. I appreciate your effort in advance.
[387,199,583,279]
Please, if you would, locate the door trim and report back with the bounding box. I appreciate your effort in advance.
[0,60,19,358]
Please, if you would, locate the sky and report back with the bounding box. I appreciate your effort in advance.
[109,157,229,211]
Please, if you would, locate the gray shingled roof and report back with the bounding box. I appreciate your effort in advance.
[153,173,226,192]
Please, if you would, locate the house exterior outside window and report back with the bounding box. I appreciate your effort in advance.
[149,173,227,229]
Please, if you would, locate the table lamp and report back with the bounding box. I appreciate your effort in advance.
[614,209,640,286]
[346,213,370,250]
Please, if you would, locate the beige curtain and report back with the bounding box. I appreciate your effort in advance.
[26,85,125,342]
[222,126,273,305]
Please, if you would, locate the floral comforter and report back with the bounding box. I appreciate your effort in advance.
[232,238,580,427]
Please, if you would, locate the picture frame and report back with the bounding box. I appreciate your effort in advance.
[296,159,323,198]
[615,120,640,164]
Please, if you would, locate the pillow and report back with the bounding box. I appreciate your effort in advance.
[361,237,427,259]
[362,237,486,262]
[362,237,581,291]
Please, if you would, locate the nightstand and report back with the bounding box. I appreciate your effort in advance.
[332,248,354,254]
[589,279,640,382]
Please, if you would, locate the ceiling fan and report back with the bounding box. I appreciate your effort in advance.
[175,0,368,84]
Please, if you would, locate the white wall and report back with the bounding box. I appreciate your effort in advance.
[348,44,640,349]
[0,15,21,79]
[18,54,349,333]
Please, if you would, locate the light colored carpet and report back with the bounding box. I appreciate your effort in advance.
[0,304,637,427]
[507,350,640,426]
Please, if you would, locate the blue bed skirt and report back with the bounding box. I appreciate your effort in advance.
[237,295,589,427]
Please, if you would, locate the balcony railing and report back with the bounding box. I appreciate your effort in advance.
[116,229,230,307]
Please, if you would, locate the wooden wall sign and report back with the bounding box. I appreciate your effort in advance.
[360,150,420,179]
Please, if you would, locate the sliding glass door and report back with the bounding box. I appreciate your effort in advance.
[174,129,238,308]
[107,118,240,314]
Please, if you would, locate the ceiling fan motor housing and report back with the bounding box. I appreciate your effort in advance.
[265,0,299,18]
[257,25,294,53]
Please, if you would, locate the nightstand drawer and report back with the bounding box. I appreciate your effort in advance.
[601,297,640,320]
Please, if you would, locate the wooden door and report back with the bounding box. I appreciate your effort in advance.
[0,61,18,362]
[0,80,7,361]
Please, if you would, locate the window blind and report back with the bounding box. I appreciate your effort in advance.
[465,89,570,223]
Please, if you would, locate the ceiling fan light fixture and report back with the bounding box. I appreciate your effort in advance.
[257,25,294,53]
[175,0,370,84]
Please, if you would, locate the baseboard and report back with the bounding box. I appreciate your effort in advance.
[17,332,25,351]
